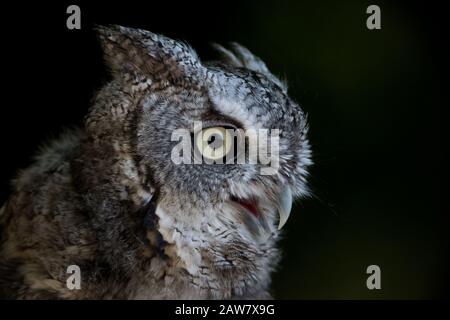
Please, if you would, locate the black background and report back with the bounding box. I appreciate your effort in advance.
[0,1,447,299]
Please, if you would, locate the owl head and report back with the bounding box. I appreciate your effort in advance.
[78,25,311,293]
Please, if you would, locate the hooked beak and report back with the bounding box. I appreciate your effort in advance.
[277,185,293,230]
[230,184,294,233]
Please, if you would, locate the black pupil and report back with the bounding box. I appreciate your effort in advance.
[208,134,223,148]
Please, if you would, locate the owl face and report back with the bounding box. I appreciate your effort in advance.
[95,25,311,242]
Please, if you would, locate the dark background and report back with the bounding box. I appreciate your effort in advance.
[1,1,447,299]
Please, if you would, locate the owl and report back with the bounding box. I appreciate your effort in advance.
[0,25,312,299]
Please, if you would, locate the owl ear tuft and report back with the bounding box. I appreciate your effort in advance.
[95,25,205,86]
[212,42,287,91]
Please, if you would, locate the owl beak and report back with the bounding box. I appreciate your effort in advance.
[277,185,293,230]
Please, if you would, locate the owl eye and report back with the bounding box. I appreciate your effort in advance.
[195,127,233,162]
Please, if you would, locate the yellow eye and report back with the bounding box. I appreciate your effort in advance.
[195,127,233,161]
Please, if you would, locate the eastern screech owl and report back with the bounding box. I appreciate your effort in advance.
[0,25,311,299]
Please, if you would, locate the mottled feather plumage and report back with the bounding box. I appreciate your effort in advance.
[0,25,311,299]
